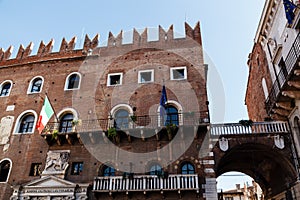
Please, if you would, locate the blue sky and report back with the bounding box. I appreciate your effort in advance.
[0,0,264,123]
[0,0,265,190]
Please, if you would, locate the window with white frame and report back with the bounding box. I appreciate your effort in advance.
[170,66,187,80]
[107,73,123,86]
[64,72,81,90]
[28,76,43,94]
[138,69,154,83]
[14,110,37,134]
[0,80,12,97]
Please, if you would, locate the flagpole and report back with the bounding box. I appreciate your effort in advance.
[45,93,59,122]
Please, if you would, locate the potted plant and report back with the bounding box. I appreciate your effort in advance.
[107,127,119,143]
[130,115,137,122]
[239,119,253,127]
[72,119,82,132]
[72,119,82,126]
[166,123,177,140]
[51,129,58,140]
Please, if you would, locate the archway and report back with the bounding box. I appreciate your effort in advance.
[215,143,297,198]
[217,171,263,199]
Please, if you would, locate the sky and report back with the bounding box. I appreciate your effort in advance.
[0,0,265,191]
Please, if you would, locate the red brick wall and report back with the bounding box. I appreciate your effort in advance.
[0,23,209,199]
[245,42,273,122]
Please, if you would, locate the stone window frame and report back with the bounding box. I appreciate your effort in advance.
[13,110,38,134]
[64,72,81,91]
[56,108,79,133]
[107,72,123,86]
[0,80,13,97]
[27,76,44,94]
[146,161,163,175]
[110,104,134,129]
[70,162,84,175]
[180,161,195,174]
[29,163,42,176]
[157,100,183,126]
[0,158,12,182]
[102,165,116,177]
[170,66,187,80]
[138,69,154,83]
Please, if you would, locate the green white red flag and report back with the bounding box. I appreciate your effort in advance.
[36,96,54,134]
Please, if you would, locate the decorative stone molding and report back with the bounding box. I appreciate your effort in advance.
[41,150,70,178]
[219,137,229,152]
[10,176,88,200]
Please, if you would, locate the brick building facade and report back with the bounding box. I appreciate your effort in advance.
[0,22,215,199]
[246,0,300,198]
[245,42,273,122]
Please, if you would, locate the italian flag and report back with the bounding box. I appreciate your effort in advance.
[36,96,54,134]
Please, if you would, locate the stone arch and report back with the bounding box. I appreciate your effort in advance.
[98,162,116,176]
[27,75,44,94]
[215,143,297,198]
[64,72,82,90]
[177,159,197,174]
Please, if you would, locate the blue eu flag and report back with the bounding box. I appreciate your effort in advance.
[283,0,297,25]
[160,85,168,117]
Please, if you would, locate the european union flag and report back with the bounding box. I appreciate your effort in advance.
[159,85,168,117]
[283,0,297,25]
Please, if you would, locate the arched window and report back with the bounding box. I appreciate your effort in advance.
[115,109,129,129]
[149,163,163,175]
[103,165,115,176]
[18,114,35,133]
[0,81,12,97]
[166,105,179,126]
[0,159,11,182]
[28,77,43,93]
[65,73,81,90]
[262,78,269,100]
[59,113,74,133]
[181,162,195,174]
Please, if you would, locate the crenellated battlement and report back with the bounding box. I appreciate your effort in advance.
[0,22,202,66]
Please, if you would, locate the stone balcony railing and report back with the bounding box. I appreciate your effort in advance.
[93,174,200,193]
[40,111,209,145]
[42,111,209,135]
[210,121,289,136]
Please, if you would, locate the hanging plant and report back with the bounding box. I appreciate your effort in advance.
[51,129,58,140]
[130,115,137,122]
[72,119,82,126]
[107,127,117,138]
[166,123,177,140]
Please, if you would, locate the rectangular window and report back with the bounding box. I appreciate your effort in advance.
[29,163,42,176]
[170,66,187,80]
[71,162,83,175]
[107,73,123,86]
[138,69,154,83]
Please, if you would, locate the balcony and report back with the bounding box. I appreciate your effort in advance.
[41,111,209,145]
[210,121,289,136]
[93,174,199,194]
[266,32,300,117]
